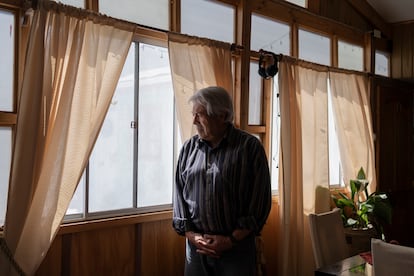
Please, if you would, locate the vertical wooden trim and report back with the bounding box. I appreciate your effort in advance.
[331,34,338,68]
[170,0,180,32]
[262,78,272,157]
[86,0,98,11]
[364,32,373,73]
[61,234,72,276]
[291,22,298,58]
[237,0,252,130]
[135,224,142,276]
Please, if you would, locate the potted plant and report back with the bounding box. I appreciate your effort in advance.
[332,167,392,254]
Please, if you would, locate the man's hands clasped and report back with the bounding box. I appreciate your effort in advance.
[185,231,233,258]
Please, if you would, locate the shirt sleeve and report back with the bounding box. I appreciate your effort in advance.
[172,142,196,236]
[236,138,272,234]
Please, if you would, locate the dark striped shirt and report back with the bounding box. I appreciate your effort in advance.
[173,124,272,236]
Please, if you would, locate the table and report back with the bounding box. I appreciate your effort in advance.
[315,254,373,276]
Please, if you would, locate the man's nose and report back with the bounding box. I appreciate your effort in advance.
[192,114,199,124]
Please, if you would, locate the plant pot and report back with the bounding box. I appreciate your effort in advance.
[344,227,379,255]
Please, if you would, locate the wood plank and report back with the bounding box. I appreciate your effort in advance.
[59,210,173,234]
[35,235,62,276]
[138,220,185,275]
[0,112,17,125]
[69,225,136,275]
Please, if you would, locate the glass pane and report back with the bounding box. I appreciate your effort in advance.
[285,0,306,7]
[251,13,290,55]
[137,43,174,207]
[0,10,15,112]
[375,51,389,77]
[0,127,12,225]
[338,40,363,71]
[88,44,135,212]
[181,0,235,43]
[249,61,263,125]
[54,0,84,8]
[66,171,85,215]
[328,82,344,186]
[271,80,280,191]
[299,29,331,66]
[99,0,169,30]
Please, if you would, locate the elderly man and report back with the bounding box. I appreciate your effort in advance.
[173,86,272,276]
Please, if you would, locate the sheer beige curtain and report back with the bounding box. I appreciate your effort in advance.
[329,72,376,192]
[277,58,330,276]
[168,33,233,141]
[0,2,133,275]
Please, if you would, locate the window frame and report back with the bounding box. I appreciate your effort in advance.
[64,33,179,223]
[0,5,19,226]
[4,0,390,226]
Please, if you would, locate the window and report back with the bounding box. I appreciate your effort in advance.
[327,81,343,186]
[299,29,331,66]
[0,9,15,226]
[66,42,176,219]
[249,61,263,125]
[270,80,281,192]
[338,40,363,71]
[251,13,290,55]
[181,0,235,43]
[0,9,14,112]
[375,50,390,77]
[285,0,306,8]
[250,15,290,192]
[251,14,291,192]
[99,0,170,30]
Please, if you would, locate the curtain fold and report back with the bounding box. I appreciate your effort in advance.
[329,72,376,192]
[168,32,233,142]
[1,2,133,275]
[277,57,375,275]
[277,59,330,276]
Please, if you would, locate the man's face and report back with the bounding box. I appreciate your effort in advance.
[192,103,224,142]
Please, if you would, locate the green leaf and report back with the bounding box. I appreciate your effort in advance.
[350,179,360,199]
[338,192,351,200]
[347,218,358,226]
[336,198,355,208]
[357,167,366,180]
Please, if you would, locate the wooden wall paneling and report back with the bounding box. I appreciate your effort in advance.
[69,225,136,276]
[137,219,185,275]
[35,235,62,276]
[375,79,413,192]
[400,24,414,79]
[392,23,414,81]
[373,77,414,247]
[392,25,403,79]
[61,234,72,276]
[260,200,279,276]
